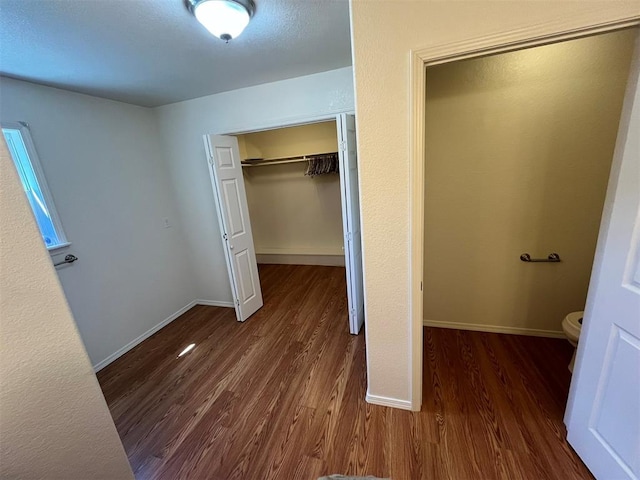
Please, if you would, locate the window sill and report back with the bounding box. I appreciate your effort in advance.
[47,242,72,253]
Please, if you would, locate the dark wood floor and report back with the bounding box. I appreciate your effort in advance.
[98,264,592,480]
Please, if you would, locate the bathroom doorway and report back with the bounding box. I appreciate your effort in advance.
[420,26,638,476]
[423,28,635,338]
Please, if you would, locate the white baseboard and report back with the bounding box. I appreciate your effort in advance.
[93,299,235,372]
[365,393,414,411]
[256,253,345,267]
[256,247,344,256]
[196,299,235,308]
[423,319,565,338]
[93,300,198,371]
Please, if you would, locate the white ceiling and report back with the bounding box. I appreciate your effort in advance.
[0,0,352,107]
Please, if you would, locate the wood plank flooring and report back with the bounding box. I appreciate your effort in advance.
[97,264,592,480]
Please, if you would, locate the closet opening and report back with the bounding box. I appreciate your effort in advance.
[239,122,344,268]
[204,114,364,335]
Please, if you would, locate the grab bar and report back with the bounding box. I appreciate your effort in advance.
[520,253,561,263]
[54,254,78,267]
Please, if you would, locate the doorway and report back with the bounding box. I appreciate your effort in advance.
[419,27,639,476]
[423,29,635,336]
[204,114,364,334]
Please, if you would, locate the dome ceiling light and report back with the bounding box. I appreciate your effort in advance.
[186,0,255,43]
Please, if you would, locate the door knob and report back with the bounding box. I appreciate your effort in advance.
[229,245,234,250]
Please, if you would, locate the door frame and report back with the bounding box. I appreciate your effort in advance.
[409,18,640,410]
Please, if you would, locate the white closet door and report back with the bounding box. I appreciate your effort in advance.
[338,114,364,335]
[204,134,263,322]
[566,36,640,479]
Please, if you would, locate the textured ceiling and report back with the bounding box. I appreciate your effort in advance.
[0,0,352,107]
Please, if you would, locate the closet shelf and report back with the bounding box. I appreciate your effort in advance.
[241,152,338,167]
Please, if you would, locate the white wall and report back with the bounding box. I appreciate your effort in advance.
[424,30,634,335]
[0,77,195,368]
[155,67,354,302]
[0,138,134,479]
[350,1,640,408]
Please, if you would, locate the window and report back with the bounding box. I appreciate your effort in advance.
[1,121,69,250]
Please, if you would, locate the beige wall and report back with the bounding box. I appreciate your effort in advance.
[239,122,344,261]
[423,30,635,334]
[350,1,640,407]
[0,140,133,478]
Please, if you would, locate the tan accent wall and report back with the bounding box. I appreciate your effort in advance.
[238,122,344,259]
[423,30,635,333]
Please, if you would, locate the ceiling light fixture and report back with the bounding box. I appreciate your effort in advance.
[186,0,255,43]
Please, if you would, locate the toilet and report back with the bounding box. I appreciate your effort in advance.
[562,311,584,373]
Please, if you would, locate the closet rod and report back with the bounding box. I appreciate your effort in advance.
[241,157,308,167]
[241,152,338,168]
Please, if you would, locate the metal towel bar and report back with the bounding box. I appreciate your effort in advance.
[520,253,561,263]
[54,254,78,267]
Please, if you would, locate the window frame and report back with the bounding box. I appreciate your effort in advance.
[1,121,70,251]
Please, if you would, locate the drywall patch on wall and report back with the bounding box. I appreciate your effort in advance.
[350,1,639,405]
[423,30,635,333]
[0,138,134,479]
[154,67,354,301]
